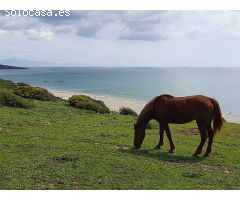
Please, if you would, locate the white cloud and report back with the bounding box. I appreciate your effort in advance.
[25,29,54,40]
[0,15,55,40]
[2,11,240,41]
[73,11,240,41]
[2,11,240,67]
[0,16,37,30]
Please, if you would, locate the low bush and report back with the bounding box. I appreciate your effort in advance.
[14,86,56,101]
[0,79,17,90]
[119,107,138,116]
[146,122,153,129]
[146,120,159,129]
[69,95,110,114]
[17,82,30,87]
[0,90,34,108]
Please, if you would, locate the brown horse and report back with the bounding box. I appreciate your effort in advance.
[133,95,223,157]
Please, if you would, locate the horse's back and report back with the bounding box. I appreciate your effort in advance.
[172,95,212,106]
[153,95,214,124]
[155,94,212,106]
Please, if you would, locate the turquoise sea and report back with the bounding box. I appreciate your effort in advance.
[0,67,239,114]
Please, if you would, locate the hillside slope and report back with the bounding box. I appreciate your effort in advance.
[0,100,240,189]
[0,78,239,189]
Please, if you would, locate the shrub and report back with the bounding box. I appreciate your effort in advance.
[17,82,30,87]
[145,122,157,129]
[119,107,138,116]
[0,79,17,90]
[146,122,152,129]
[0,90,34,108]
[14,86,56,101]
[69,95,110,114]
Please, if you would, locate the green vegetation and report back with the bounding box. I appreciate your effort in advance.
[119,107,138,116]
[0,78,56,108]
[69,95,110,114]
[14,85,56,101]
[0,79,17,90]
[0,79,240,189]
[16,82,30,87]
[0,78,57,104]
[146,121,158,129]
[0,89,34,108]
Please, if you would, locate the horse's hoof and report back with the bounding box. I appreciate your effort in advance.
[168,149,174,153]
[192,153,200,157]
[203,153,210,157]
[155,145,161,149]
[131,147,140,150]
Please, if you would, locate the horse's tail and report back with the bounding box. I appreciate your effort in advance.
[210,98,223,134]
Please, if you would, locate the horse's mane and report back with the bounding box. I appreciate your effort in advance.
[135,94,174,128]
[135,96,157,127]
[158,94,174,99]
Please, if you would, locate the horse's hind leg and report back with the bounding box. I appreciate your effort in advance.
[155,123,164,149]
[165,123,176,153]
[193,121,208,157]
[204,124,214,157]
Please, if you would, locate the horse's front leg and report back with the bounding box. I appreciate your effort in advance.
[155,123,164,149]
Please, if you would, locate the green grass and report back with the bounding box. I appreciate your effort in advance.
[0,79,17,90]
[0,99,240,189]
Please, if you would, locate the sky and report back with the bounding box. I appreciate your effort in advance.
[1,10,240,67]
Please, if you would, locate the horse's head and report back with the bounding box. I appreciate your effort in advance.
[133,123,145,149]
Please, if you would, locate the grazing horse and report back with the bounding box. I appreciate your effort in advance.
[133,95,223,157]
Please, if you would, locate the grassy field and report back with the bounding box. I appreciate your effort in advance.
[0,98,240,189]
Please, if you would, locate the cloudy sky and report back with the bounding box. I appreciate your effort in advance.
[1,10,240,67]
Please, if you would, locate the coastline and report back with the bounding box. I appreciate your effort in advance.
[49,89,240,124]
[49,89,146,114]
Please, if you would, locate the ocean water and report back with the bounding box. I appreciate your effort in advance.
[0,67,240,114]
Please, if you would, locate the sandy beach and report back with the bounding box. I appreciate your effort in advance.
[50,89,146,113]
[50,89,240,124]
